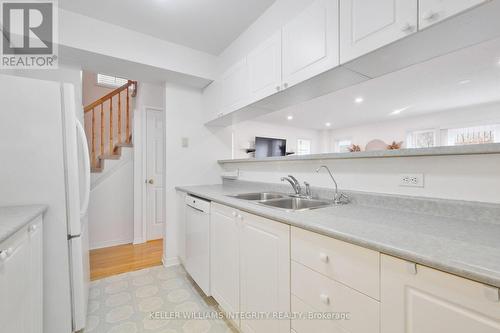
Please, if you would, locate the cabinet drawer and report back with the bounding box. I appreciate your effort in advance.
[291,227,380,299]
[292,261,380,333]
[292,295,347,333]
[211,202,238,218]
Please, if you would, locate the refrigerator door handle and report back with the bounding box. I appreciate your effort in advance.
[75,119,91,217]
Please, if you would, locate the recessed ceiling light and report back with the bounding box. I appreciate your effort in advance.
[287,115,293,120]
[458,79,471,85]
[325,122,331,127]
[389,105,412,116]
[355,97,364,104]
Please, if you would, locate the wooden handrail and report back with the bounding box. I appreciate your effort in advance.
[84,80,137,113]
[84,79,137,170]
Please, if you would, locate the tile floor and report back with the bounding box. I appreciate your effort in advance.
[85,265,236,333]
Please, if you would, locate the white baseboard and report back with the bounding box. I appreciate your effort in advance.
[162,255,180,267]
[133,237,145,245]
[90,238,132,250]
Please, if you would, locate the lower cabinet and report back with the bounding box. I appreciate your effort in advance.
[0,216,43,333]
[381,254,500,333]
[239,211,290,333]
[209,203,291,333]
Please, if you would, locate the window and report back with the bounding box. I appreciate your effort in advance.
[335,139,352,153]
[407,129,437,148]
[445,124,500,146]
[97,73,128,88]
[297,139,311,155]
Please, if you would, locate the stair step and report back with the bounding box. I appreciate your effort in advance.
[91,167,103,173]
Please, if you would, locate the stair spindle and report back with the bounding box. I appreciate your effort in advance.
[109,96,113,154]
[100,104,104,159]
[91,109,96,168]
[126,85,130,143]
[118,91,122,144]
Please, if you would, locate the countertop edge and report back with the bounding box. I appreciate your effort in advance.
[176,186,500,288]
[0,205,47,243]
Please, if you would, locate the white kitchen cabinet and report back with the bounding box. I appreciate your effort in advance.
[282,0,339,88]
[248,31,283,103]
[202,81,222,123]
[220,58,250,114]
[239,211,291,333]
[0,216,43,333]
[381,254,500,333]
[340,0,418,64]
[209,203,240,326]
[419,0,487,29]
[177,191,187,264]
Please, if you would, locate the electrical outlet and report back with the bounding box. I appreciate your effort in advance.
[399,174,424,187]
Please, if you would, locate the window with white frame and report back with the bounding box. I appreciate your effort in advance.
[97,73,128,88]
[335,139,352,153]
[407,129,437,148]
[445,124,500,146]
[297,139,311,155]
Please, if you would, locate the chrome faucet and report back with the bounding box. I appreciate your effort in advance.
[281,175,301,195]
[315,165,349,205]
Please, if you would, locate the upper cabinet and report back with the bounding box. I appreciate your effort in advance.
[220,58,250,114]
[282,0,339,88]
[419,0,488,29]
[340,0,418,64]
[248,31,283,103]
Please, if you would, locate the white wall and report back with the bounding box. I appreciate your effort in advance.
[327,102,500,150]
[222,153,500,204]
[60,9,217,81]
[231,120,323,158]
[163,83,232,265]
[88,150,134,249]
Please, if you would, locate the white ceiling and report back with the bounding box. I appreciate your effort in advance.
[59,0,276,55]
[257,38,500,130]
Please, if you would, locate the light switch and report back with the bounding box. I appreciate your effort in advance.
[181,137,189,148]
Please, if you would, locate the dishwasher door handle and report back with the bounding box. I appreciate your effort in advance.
[187,205,206,213]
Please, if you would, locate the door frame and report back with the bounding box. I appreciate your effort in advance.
[133,105,164,244]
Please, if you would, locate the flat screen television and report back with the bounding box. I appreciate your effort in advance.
[255,137,286,158]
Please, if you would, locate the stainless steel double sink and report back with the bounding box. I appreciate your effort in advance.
[228,192,332,211]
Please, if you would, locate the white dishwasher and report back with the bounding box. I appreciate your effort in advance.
[184,194,211,296]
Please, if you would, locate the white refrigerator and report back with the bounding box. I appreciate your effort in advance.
[0,73,90,333]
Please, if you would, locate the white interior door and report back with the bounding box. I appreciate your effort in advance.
[146,108,165,241]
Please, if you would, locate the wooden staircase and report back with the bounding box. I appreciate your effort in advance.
[84,80,137,173]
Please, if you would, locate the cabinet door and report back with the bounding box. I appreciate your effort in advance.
[340,0,418,63]
[248,31,282,103]
[381,255,500,333]
[28,218,43,333]
[220,58,249,114]
[0,228,31,333]
[240,212,290,333]
[210,203,240,325]
[419,0,487,29]
[282,0,339,88]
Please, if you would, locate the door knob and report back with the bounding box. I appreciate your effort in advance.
[146,179,154,184]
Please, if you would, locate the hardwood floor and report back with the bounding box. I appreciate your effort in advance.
[90,239,163,281]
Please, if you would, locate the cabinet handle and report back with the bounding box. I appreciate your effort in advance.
[6,247,13,256]
[319,294,330,305]
[401,23,414,33]
[319,252,329,263]
[276,86,281,92]
[0,251,7,262]
[283,83,289,89]
[232,211,238,217]
[422,11,439,21]
[237,214,243,221]
[29,224,37,233]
